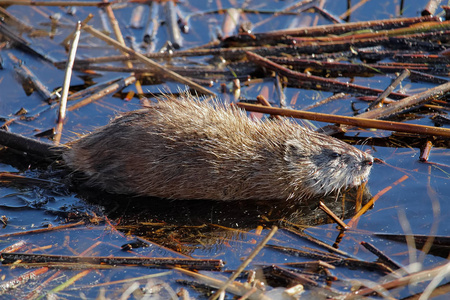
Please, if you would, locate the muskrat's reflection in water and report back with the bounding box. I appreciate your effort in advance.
[79,186,372,254]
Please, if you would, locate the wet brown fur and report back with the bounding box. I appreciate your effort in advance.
[63,93,373,201]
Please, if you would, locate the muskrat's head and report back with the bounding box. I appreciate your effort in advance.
[284,130,373,198]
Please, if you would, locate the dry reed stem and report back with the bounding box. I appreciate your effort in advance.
[0,129,65,157]
[268,244,395,273]
[47,269,91,296]
[268,57,441,75]
[293,20,450,43]
[24,242,102,298]
[135,236,192,259]
[420,140,433,162]
[360,241,402,270]
[67,75,136,111]
[25,267,62,299]
[282,260,336,270]
[66,76,122,101]
[263,265,321,289]
[344,261,450,299]
[0,221,85,239]
[236,103,450,138]
[256,94,282,120]
[347,175,409,228]
[303,93,348,111]
[310,4,342,25]
[0,0,109,6]
[0,240,27,253]
[0,267,49,295]
[1,253,224,270]
[7,53,54,101]
[209,226,278,300]
[61,14,93,47]
[354,181,367,213]
[339,0,370,19]
[0,173,62,186]
[81,24,215,96]
[163,1,183,48]
[358,81,450,119]
[282,227,352,258]
[368,69,411,110]
[422,0,442,16]
[103,1,147,104]
[403,282,450,300]
[256,15,439,38]
[40,241,103,296]
[246,51,407,99]
[318,201,348,230]
[75,271,173,289]
[0,6,33,31]
[55,22,81,144]
[175,268,272,300]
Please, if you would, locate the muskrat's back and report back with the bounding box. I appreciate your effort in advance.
[63,94,373,201]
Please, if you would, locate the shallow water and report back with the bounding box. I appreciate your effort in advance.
[0,0,449,299]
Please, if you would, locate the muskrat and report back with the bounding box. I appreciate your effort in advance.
[0,93,373,201]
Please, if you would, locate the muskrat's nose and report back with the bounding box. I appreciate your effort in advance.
[363,156,373,166]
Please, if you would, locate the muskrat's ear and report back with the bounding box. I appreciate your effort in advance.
[284,139,306,161]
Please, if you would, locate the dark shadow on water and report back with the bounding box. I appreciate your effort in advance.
[76,185,372,229]
[74,183,372,253]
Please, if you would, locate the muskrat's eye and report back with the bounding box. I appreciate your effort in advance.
[331,152,341,158]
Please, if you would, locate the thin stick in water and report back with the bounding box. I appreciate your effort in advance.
[55,21,81,144]
[103,2,149,105]
[209,226,278,300]
[319,201,348,230]
[61,14,93,48]
[81,23,215,96]
[67,75,136,111]
[358,80,450,120]
[236,102,450,138]
[367,69,410,110]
